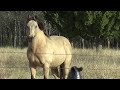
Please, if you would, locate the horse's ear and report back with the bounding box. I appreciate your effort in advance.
[27,15,32,23]
[78,67,83,71]
[28,15,32,19]
[32,15,38,21]
[34,15,38,19]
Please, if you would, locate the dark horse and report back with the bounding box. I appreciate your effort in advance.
[67,66,83,79]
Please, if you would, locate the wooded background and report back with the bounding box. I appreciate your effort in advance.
[0,11,120,49]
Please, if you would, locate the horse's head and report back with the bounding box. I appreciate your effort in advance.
[26,15,44,39]
[67,66,83,79]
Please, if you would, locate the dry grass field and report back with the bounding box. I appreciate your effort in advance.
[0,47,120,79]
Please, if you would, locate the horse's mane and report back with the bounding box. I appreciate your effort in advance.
[27,15,49,37]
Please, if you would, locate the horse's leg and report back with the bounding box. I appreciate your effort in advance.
[60,63,64,79]
[43,63,50,79]
[64,63,70,79]
[30,65,37,79]
[64,55,72,79]
[51,67,60,79]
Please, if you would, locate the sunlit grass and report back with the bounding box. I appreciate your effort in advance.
[72,48,120,79]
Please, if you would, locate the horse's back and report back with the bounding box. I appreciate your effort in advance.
[49,35,72,54]
[49,36,72,48]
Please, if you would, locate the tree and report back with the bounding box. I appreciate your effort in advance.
[43,11,120,49]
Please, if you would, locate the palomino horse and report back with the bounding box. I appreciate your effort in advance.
[67,66,83,79]
[26,15,72,79]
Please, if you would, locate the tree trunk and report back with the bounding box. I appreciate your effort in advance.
[14,19,17,47]
[107,38,110,48]
[96,36,102,52]
[18,21,21,47]
[116,41,119,50]
[82,38,84,49]
[0,30,1,46]
[92,38,96,49]
[1,30,3,46]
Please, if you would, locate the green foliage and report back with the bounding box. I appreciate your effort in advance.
[1,11,120,48]
[44,11,120,40]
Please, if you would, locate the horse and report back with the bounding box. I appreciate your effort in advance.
[67,66,83,79]
[26,15,72,79]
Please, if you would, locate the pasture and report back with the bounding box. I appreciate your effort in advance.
[0,47,120,79]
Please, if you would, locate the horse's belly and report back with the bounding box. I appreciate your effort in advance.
[50,55,66,67]
[50,47,67,67]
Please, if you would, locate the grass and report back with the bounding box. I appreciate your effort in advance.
[0,47,120,79]
[72,48,120,79]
